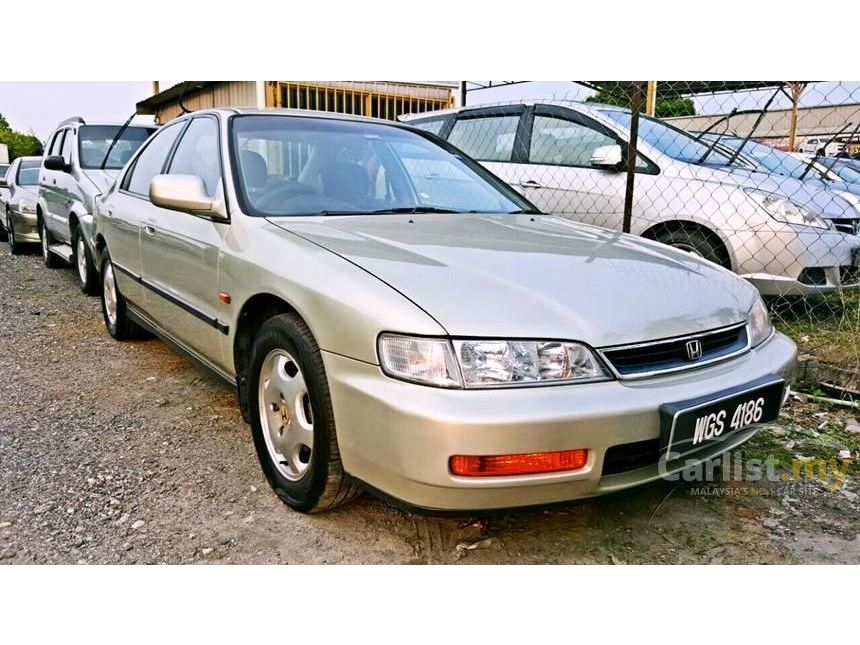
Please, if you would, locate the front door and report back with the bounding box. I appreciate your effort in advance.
[139,116,226,364]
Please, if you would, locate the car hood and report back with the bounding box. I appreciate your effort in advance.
[688,165,859,219]
[268,214,756,346]
[83,169,120,193]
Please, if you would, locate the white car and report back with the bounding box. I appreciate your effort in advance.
[403,101,860,296]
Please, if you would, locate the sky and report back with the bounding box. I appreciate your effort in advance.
[2,81,859,142]
[0,82,161,140]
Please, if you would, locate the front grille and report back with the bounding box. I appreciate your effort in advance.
[602,439,660,476]
[831,218,860,235]
[600,323,748,378]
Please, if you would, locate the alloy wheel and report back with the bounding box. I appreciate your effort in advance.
[76,237,87,284]
[41,222,49,260]
[102,262,118,327]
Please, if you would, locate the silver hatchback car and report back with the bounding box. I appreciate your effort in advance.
[94,109,797,513]
[403,102,860,297]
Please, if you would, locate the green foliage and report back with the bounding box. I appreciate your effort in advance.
[585,90,696,118]
[0,113,43,160]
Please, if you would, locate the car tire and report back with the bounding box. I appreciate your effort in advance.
[39,218,61,268]
[248,313,360,513]
[72,226,99,296]
[0,215,7,243]
[99,250,146,341]
[652,226,731,268]
[8,218,24,256]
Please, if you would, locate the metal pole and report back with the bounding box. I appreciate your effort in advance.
[645,81,657,116]
[623,82,645,234]
[459,81,467,107]
[787,82,807,152]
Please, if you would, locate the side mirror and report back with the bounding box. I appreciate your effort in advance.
[150,174,216,214]
[0,177,8,188]
[590,144,623,169]
[44,155,69,172]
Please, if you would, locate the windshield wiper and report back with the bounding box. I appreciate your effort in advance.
[314,207,464,216]
[506,208,543,214]
[800,121,856,180]
[100,111,137,170]
[698,86,781,166]
[365,207,465,214]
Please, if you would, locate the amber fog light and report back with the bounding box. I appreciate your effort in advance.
[450,449,589,477]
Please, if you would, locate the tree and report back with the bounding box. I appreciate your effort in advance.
[586,89,695,118]
[0,113,43,160]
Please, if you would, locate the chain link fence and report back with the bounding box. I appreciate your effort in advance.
[404,81,860,385]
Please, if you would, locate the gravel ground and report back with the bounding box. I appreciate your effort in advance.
[0,242,858,564]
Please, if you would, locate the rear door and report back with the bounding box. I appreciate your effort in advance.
[106,121,186,308]
[139,115,226,362]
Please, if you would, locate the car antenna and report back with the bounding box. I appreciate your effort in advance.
[799,121,854,180]
[723,85,783,167]
[100,111,138,170]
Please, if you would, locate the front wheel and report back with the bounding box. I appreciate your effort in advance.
[248,313,360,513]
[652,226,731,268]
[99,250,146,341]
[40,218,60,268]
[72,227,99,296]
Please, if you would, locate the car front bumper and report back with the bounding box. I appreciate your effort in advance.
[737,227,860,296]
[324,332,798,511]
[8,209,39,241]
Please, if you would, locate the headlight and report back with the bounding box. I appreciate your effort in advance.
[748,297,773,347]
[378,334,610,388]
[745,189,831,230]
[19,201,37,214]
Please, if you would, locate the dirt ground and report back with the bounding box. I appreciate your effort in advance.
[0,244,858,564]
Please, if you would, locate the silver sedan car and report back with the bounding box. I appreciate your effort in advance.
[94,109,797,513]
[0,156,42,254]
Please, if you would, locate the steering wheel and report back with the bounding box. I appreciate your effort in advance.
[254,184,319,211]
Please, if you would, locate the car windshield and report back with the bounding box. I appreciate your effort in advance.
[597,109,734,165]
[231,115,533,217]
[715,137,836,181]
[78,125,156,169]
[17,160,40,186]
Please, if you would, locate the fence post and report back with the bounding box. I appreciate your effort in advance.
[623,81,646,234]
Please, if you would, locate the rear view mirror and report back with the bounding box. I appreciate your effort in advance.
[44,155,69,172]
[150,174,215,214]
[590,144,623,169]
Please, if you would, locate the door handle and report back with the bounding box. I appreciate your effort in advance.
[144,224,157,237]
[519,179,543,188]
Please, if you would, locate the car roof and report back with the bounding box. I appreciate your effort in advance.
[398,99,627,122]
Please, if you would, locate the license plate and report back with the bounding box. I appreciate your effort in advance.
[659,376,785,458]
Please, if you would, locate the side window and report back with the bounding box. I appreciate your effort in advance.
[530,115,650,171]
[167,118,221,197]
[447,115,519,162]
[60,129,74,165]
[125,122,185,196]
[410,118,445,136]
[48,130,65,157]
